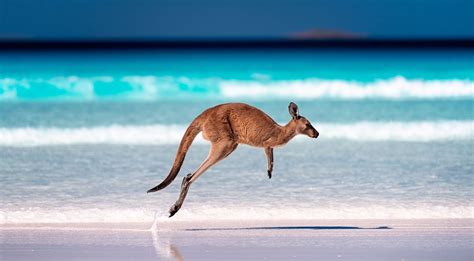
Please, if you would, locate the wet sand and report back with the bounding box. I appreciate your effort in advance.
[2,219,473,260]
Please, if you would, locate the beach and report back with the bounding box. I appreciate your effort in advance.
[1,49,473,260]
[2,219,473,260]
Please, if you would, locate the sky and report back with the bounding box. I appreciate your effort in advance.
[0,0,472,40]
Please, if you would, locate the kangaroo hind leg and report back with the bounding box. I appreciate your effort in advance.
[168,140,237,217]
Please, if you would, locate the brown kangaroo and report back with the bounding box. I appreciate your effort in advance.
[147,102,319,217]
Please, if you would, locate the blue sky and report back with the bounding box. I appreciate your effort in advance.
[0,0,472,40]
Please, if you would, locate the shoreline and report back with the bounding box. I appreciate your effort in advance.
[2,218,473,229]
[2,219,473,260]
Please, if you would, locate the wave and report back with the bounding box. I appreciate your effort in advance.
[0,125,190,146]
[1,76,473,100]
[0,121,472,146]
[2,204,471,223]
[220,76,474,99]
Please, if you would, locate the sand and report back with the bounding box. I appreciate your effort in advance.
[1,219,473,260]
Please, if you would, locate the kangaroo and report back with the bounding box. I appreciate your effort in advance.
[147,102,319,217]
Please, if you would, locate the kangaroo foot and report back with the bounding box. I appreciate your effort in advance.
[267,170,272,179]
[169,174,193,218]
[169,203,180,217]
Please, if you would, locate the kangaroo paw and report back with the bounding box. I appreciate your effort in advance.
[267,170,272,179]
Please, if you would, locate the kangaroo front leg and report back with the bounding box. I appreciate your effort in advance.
[264,147,273,179]
[168,141,237,217]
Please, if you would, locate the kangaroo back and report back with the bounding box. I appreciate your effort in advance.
[147,117,202,193]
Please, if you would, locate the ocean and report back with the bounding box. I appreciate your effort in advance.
[0,49,473,223]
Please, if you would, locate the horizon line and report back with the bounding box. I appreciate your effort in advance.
[1,38,473,50]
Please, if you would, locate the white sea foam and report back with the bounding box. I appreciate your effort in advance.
[48,76,113,99]
[220,76,474,99]
[1,76,473,100]
[0,121,472,146]
[0,124,196,146]
[319,121,473,141]
[1,204,472,224]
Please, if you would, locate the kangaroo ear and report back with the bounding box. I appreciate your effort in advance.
[288,102,299,119]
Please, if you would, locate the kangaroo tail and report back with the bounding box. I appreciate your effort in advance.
[147,118,202,193]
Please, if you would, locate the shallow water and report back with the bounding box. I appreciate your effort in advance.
[1,140,472,222]
[0,49,472,223]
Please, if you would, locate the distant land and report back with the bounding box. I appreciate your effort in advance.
[290,29,367,40]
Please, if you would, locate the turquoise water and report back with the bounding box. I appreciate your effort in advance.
[1,49,473,101]
[0,49,473,223]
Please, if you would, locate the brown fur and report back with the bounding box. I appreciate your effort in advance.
[147,102,318,217]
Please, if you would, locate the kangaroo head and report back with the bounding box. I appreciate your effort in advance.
[288,102,319,139]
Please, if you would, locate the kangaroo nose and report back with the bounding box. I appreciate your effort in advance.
[314,131,319,139]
